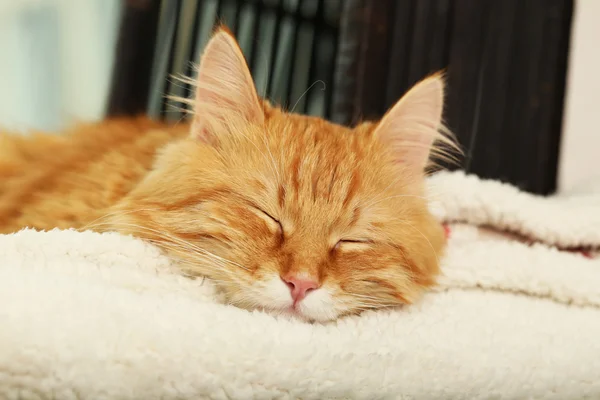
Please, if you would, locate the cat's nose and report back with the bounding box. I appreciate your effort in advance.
[281,274,319,304]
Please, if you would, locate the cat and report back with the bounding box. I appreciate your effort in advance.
[0,27,456,322]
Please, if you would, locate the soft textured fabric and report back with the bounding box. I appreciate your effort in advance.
[1,171,599,399]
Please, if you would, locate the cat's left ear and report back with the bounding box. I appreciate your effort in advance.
[373,73,445,175]
[191,27,263,143]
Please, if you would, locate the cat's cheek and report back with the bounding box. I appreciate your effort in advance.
[258,274,294,309]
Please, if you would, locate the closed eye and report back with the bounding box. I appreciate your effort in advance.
[257,209,284,238]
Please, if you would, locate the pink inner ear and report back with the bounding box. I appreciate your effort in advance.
[190,29,264,142]
[389,119,439,167]
[373,75,445,171]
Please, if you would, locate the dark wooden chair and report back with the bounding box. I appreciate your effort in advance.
[107,0,573,195]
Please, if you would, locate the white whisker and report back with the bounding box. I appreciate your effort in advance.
[290,80,325,114]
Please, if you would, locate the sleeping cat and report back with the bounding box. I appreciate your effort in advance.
[0,27,456,322]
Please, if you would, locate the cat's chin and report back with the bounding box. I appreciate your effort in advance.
[246,300,339,323]
[262,305,330,323]
[280,306,312,321]
[258,300,343,323]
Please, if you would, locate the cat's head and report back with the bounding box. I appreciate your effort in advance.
[109,27,452,322]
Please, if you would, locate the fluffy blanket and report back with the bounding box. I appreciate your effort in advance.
[1,171,599,400]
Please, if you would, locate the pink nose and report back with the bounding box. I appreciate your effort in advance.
[281,274,319,304]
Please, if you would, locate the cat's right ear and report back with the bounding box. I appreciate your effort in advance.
[191,27,263,143]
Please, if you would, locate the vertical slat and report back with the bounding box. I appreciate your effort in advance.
[164,0,199,121]
[107,0,162,116]
[268,0,300,107]
[287,0,319,114]
[158,0,182,117]
[330,0,396,125]
[406,0,453,87]
[266,0,284,97]
[250,1,279,98]
[248,2,266,93]
[445,0,491,171]
[284,0,302,109]
[146,0,180,118]
[304,0,339,118]
[181,0,204,114]
[323,1,341,119]
[495,1,535,184]
[218,0,239,29]
[215,0,225,22]
[303,0,324,116]
[232,1,243,36]
[236,1,258,58]
[384,0,415,109]
[384,0,454,108]
[287,24,312,113]
[503,0,572,193]
[176,0,219,119]
[460,1,515,176]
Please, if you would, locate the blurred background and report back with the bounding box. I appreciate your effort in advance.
[0,0,121,132]
[0,0,597,195]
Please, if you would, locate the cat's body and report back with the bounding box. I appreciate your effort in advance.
[0,117,188,233]
[0,27,455,322]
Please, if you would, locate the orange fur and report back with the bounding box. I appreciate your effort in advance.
[0,116,189,233]
[0,27,454,321]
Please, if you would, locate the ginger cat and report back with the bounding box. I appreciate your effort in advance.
[0,27,454,322]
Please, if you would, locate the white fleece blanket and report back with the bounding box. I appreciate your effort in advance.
[1,171,599,400]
